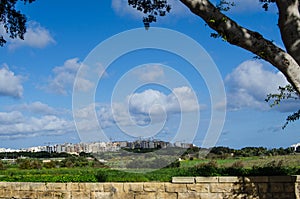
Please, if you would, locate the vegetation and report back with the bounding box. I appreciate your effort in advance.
[0,147,299,182]
[266,84,300,128]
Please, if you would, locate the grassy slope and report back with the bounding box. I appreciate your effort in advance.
[180,154,300,168]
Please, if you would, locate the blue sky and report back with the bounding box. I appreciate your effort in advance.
[0,0,299,149]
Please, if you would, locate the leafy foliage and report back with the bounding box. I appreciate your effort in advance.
[266,85,300,129]
[0,0,36,46]
[259,0,276,11]
[216,0,235,12]
[128,0,171,28]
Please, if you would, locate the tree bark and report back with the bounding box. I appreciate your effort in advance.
[179,0,300,94]
[276,0,300,66]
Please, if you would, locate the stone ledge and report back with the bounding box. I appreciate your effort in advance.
[218,176,241,183]
[172,177,195,184]
[195,176,218,183]
[269,176,294,183]
[244,176,269,183]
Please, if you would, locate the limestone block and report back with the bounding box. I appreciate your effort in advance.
[143,183,165,192]
[71,191,90,199]
[66,182,80,191]
[257,183,268,193]
[78,183,90,191]
[242,182,258,195]
[15,190,36,198]
[29,182,46,191]
[91,192,112,199]
[293,175,300,182]
[46,183,66,191]
[103,183,124,193]
[256,193,273,199]
[272,193,297,199]
[172,177,195,184]
[269,183,284,193]
[88,183,104,192]
[0,182,7,189]
[245,176,269,183]
[124,183,144,192]
[218,176,240,183]
[112,192,135,199]
[178,192,202,199]
[192,193,223,199]
[165,183,187,193]
[210,183,233,193]
[195,176,218,183]
[18,182,31,191]
[135,192,157,199]
[53,191,69,199]
[284,183,295,192]
[187,184,209,192]
[156,192,177,199]
[269,176,293,183]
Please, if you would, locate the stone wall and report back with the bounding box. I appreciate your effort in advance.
[0,176,299,199]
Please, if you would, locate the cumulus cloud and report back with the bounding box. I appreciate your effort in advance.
[0,111,24,125]
[0,111,75,139]
[74,86,200,130]
[7,21,55,50]
[47,58,94,95]
[0,64,23,98]
[9,101,63,115]
[133,64,164,82]
[128,86,199,114]
[225,60,292,111]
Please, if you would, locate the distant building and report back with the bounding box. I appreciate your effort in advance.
[291,143,300,152]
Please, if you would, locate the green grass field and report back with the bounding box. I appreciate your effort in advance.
[0,154,299,182]
[180,154,300,168]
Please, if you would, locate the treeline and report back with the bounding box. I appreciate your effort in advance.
[0,152,106,170]
[0,151,71,159]
[182,146,295,159]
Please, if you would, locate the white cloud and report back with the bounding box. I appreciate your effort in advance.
[133,64,164,82]
[128,86,199,114]
[7,21,55,50]
[74,86,200,130]
[0,64,23,98]
[9,101,62,115]
[48,58,94,95]
[225,60,290,110]
[0,111,75,139]
[0,111,24,125]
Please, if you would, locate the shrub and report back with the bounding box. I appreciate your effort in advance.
[231,161,244,168]
[43,161,58,169]
[192,160,220,176]
[0,161,5,170]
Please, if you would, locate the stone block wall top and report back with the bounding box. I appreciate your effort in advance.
[195,176,218,183]
[218,176,241,183]
[269,176,294,182]
[244,176,269,183]
[172,177,195,184]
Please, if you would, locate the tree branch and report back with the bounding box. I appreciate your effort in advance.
[276,0,300,66]
[179,0,300,94]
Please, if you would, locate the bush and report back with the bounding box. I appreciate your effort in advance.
[192,160,220,176]
[231,161,244,168]
[18,159,42,170]
[43,161,58,169]
[0,161,5,170]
